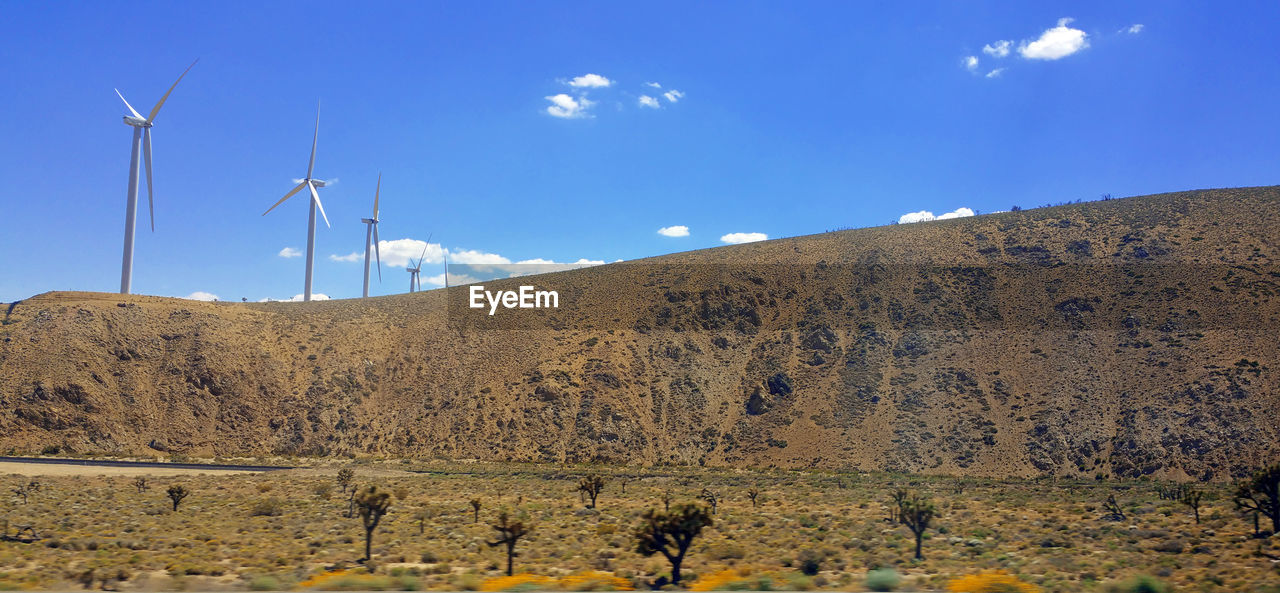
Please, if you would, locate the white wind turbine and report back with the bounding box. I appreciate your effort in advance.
[406,241,428,293]
[263,105,330,302]
[114,59,198,294]
[360,174,383,298]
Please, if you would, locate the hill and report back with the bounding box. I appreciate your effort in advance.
[2,187,1277,480]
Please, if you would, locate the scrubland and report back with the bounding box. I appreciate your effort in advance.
[1,462,1277,592]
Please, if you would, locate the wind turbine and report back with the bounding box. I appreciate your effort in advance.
[360,174,383,298]
[442,247,450,289]
[263,104,330,302]
[114,59,198,294]
[406,242,428,293]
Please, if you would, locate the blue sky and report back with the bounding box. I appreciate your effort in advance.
[1,2,1278,302]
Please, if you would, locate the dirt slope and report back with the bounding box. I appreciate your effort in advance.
[2,187,1277,480]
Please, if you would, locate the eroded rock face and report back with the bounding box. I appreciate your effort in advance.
[1,187,1278,480]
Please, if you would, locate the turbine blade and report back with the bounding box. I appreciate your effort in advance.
[373,224,382,282]
[143,128,155,231]
[263,182,306,216]
[373,173,381,218]
[115,89,143,119]
[308,181,330,228]
[146,58,198,123]
[306,103,319,178]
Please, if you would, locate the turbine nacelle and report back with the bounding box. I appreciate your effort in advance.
[122,116,151,127]
[361,218,378,224]
[310,179,327,188]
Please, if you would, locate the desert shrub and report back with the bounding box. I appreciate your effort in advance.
[312,482,333,500]
[947,570,1038,592]
[250,497,284,517]
[248,575,282,590]
[865,568,902,591]
[1104,575,1171,593]
[256,482,273,493]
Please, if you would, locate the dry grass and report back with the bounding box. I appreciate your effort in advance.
[0,463,1277,591]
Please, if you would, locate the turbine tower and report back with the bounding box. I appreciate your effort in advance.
[406,243,428,293]
[360,174,383,298]
[263,104,330,302]
[114,59,198,294]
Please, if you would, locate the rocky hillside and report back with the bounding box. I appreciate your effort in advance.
[2,187,1277,480]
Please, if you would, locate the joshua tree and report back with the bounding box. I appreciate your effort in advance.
[12,480,40,504]
[470,498,482,524]
[896,491,936,560]
[487,512,530,576]
[661,489,672,512]
[132,476,149,494]
[578,475,606,509]
[1178,486,1206,525]
[167,485,190,512]
[700,488,719,514]
[1103,493,1126,522]
[336,468,356,494]
[354,485,392,562]
[413,509,430,535]
[1234,463,1280,535]
[747,488,760,508]
[634,503,713,586]
[888,488,908,524]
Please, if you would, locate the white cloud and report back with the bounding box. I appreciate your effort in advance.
[567,73,612,88]
[983,40,1012,58]
[378,238,448,267]
[448,249,511,265]
[278,247,302,258]
[720,232,768,244]
[1124,24,1144,34]
[329,252,361,262]
[657,225,690,237]
[638,95,660,109]
[545,94,595,119]
[986,68,1006,78]
[964,56,979,71]
[898,207,975,224]
[1019,18,1089,60]
[662,90,685,102]
[183,291,219,301]
[645,82,662,88]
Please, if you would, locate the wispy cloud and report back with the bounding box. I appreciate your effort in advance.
[545,93,595,119]
[983,40,1012,58]
[278,247,302,258]
[567,73,612,88]
[986,68,1005,78]
[1123,24,1144,34]
[183,291,219,301]
[1019,18,1089,60]
[329,252,361,262]
[720,232,768,244]
[657,225,689,237]
[898,207,975,224]
[645,81,662,88]
[638,95,661,109]
[964,56,979,72]
[662,90,685,103]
